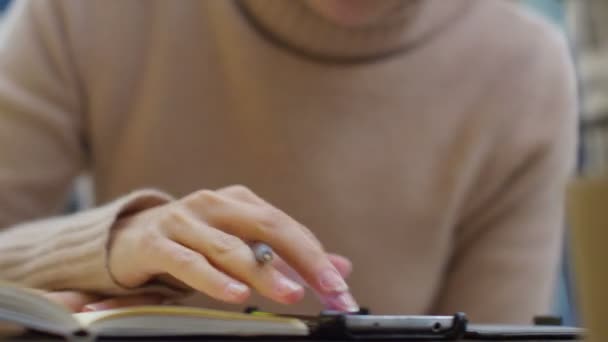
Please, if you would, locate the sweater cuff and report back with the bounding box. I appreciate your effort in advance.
[0,189,185,297]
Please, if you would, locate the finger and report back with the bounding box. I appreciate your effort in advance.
[328,254,353,278]
[215,186,323,249]
[318,292,360,312]
[216,185,264,205]
[82,294,165,312]
[273,253,352,286]
[167,209,304,304]
[272,253,356,311]
[44,291,102,312]
[156,239,251,303]
[182,191,356,310]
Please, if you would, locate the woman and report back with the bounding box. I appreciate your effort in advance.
[0,0,576,323]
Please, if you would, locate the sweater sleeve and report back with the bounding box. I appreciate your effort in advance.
[0,1,180,296]
[431,19,578,322]
[0,190,180,295]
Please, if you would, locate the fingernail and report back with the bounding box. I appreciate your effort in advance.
[319,269,348,293]
[322,292,359,312]
[276,277,303,296]
[82,303,109,312]
[225,283,249,299]
[337,292,359,312]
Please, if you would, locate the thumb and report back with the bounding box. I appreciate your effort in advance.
[82,294,166,312]
[43,291,102,312]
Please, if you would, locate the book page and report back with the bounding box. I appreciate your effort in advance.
[74,305,308,336]
[74,306,302,326]
[0,282,79,334]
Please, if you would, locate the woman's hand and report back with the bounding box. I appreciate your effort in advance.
[42,254,352,313]
[108,185,358,311]
[42,253,352,313]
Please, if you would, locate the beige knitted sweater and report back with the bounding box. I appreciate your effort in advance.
[0,0,577,323]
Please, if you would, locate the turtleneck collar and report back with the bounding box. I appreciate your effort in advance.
[237,0,473,64]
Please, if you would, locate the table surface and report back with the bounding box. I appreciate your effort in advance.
[2,336,582,342]
[4,335,583,342]
[3,323,584,342]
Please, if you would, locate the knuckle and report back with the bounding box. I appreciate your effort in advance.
[224,184,252,195]
[183,189,224,209]
[160,207,191,236]
[219,185,259,202]
[164,206,187,223]
[138,232,165,253]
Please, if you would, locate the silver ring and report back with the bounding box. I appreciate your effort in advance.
[251,242,274,264]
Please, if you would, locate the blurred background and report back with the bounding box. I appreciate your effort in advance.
[523,0,608,326]
[0,0,606,327]
[522,0,608,327]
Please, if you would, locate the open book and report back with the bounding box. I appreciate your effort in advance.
[0,284,308,339]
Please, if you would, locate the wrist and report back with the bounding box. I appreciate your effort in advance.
[107,214,145,288]
[107,210,191,293]
[105,194,172,289]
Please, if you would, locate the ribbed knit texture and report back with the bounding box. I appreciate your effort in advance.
[0,190,177,294]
